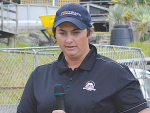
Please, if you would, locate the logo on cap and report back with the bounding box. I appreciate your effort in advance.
[83,80,96,91]
[61,11,81,17]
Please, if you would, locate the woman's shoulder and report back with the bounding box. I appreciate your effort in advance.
[32,60,58,76]
[96,54,126,69]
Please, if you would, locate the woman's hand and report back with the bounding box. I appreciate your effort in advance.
[52,110,66,113]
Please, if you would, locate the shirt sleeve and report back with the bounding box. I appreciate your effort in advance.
[113,66,148,113]
[17,69,38,113]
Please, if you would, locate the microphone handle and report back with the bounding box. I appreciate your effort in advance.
[56,96,65,111]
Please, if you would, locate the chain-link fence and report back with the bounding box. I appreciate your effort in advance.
[0,44,149,112]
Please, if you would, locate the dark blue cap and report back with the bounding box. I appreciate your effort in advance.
[54,3,92,30]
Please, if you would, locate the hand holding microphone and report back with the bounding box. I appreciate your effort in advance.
[52,110,66,113]
[54,84,65,112]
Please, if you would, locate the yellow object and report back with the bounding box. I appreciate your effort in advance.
[39,14,55,37]
[108,0,117,4]
[54,44,59,46]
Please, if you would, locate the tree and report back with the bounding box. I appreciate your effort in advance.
[108,5,126,25]
[133,5,150,40]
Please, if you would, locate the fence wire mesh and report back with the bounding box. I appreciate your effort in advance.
[0,44,148,112]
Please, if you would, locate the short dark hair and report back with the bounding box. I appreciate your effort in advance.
[52,26,92,39]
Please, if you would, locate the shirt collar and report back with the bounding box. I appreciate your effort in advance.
[79,44,97,70]
[57,52,69,74]
[57,44,97,74]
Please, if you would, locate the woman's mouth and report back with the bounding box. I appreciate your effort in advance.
[66,46,76,50]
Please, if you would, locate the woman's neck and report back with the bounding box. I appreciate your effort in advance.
[65,49,90,70]
[66,58,82,70]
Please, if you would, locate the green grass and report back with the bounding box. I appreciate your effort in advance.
[0,90,23,104]
[0,42,8,48]
[127,42,150,57]
[93,32,111,35]
[18,32,44,37]
[0,39,37,48]
[16,39,37,47]
[18,33,29,36]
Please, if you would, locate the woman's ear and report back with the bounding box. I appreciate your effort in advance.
[88,31,93,40]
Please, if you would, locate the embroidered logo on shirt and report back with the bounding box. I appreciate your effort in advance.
[83,80,96,91]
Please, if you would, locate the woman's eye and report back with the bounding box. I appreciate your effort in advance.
[60,32,65,35]
[73,32,79,35]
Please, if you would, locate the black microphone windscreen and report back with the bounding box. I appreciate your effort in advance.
[54,84,65,95]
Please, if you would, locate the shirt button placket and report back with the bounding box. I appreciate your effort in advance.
[70,78,72,81]
[67,77,72,88]
[67,69,76,88]
[67,85,69,88]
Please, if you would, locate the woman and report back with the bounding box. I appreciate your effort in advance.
[17,3,150,113]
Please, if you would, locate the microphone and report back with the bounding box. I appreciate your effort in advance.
[54,84,65,111]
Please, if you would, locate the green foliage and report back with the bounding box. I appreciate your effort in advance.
[108,5,126,24]
[138,0,150,5]
[140,34,149,41]
[118,0,138,5]
[133,5,150,39]
[133,5,150,24]
[124,6,135,21]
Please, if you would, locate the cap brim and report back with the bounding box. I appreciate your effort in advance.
[54,17,87,30]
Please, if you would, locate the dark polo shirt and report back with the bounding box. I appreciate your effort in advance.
[17,44,148,113]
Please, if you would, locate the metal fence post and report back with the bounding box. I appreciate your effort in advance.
[23,53,26,86]
[27,5,30,26]
[16,4,18,35]
[46,5,48,14]
[32,49,36,70]
[1,1,4,30]
[140,50,147,99]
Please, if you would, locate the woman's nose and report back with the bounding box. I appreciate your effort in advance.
[66,34,73,43]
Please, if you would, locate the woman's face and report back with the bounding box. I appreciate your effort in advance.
[55,22,92,60]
